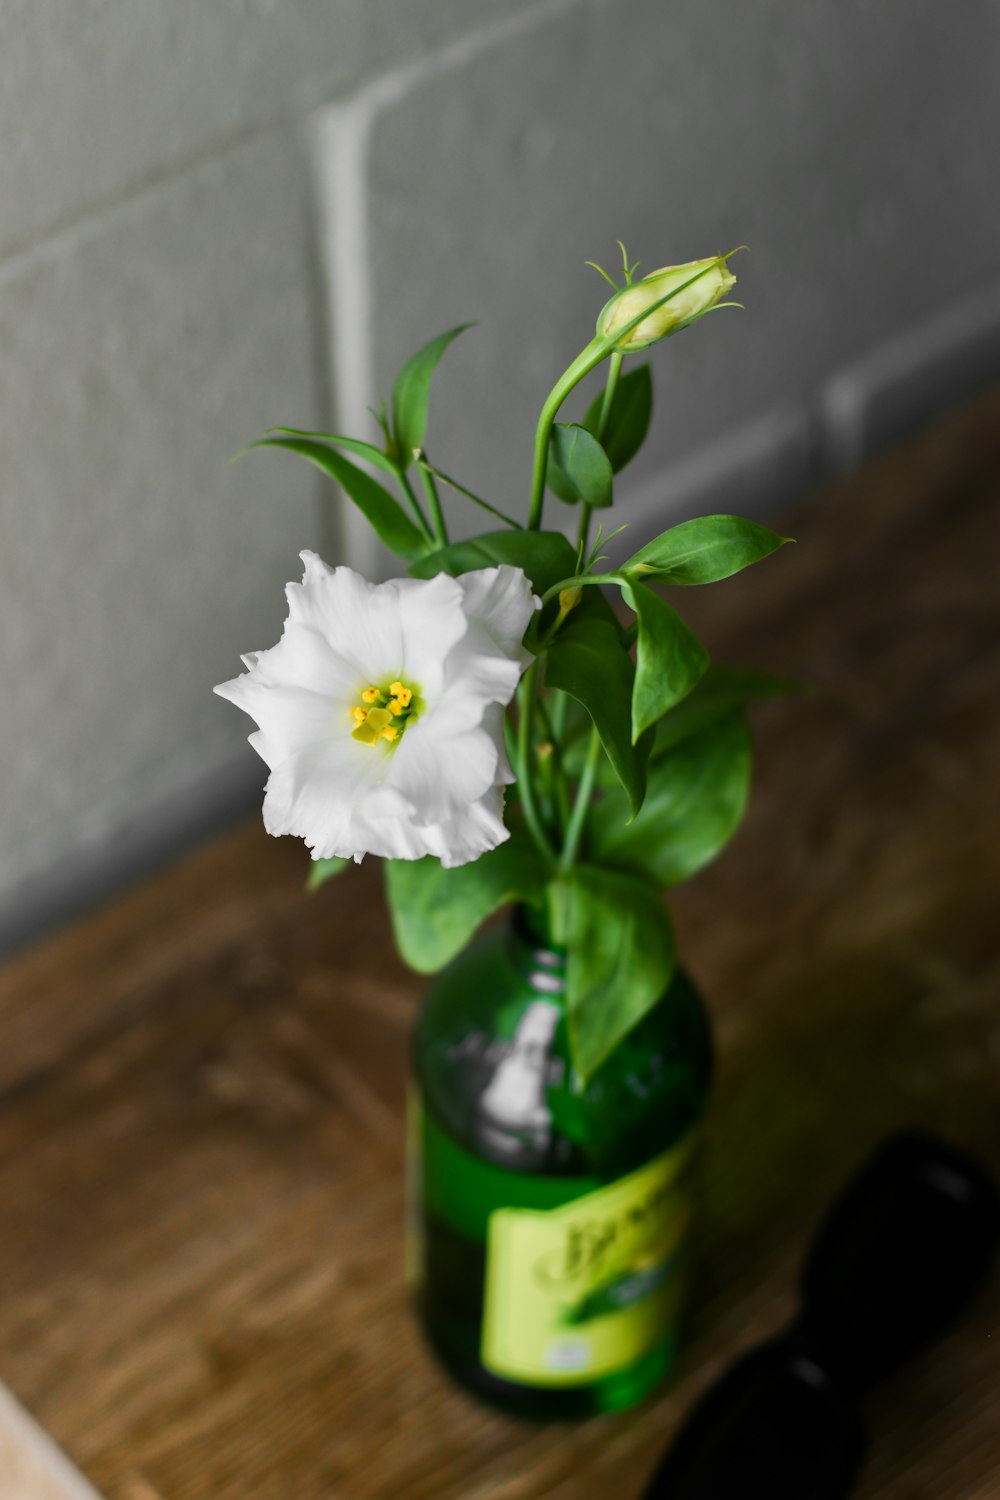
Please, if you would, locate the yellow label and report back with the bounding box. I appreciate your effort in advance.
[481,1137,694,1385]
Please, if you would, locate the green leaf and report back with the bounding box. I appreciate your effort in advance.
[550,865,675,1083]
[623,514,791,584]
[385,833,547,974]
[392,324,473,468]
[620,578,709,741]
[251,437,427,562]
[655,663,803,754]
[547,423,614,508]
[544,615,652,818]
[583,364,652,472]
[589,708,752,888]
[307,856,351,891]
[263,428,401,478]
[409,528,577,596]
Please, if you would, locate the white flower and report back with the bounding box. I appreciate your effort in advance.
[215,554,538,868]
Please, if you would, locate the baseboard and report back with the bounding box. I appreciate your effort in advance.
[0,748,266,965]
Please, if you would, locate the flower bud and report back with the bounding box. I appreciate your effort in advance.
[597,258,736,352]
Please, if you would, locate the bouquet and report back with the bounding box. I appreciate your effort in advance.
[216,248,791,1083]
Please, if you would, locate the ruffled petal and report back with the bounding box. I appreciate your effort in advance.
[217,679,340,768]
[383,717,499,824]
[419,566,539,738]
[262,736,387,858]
[393,572,468,701]
[429,784,510,868]
[286,560,406,684]
[456,565,539,661]
[249,619,358,699]
[430,637,524,738]
[350,783,509,865]
[215,612,360,766]
[215,554,534,869]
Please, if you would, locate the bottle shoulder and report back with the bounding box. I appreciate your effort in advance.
[413,923,712,1179]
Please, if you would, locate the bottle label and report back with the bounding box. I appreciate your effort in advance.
[480,1136,694,1385]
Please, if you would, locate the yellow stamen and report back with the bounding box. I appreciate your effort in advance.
[364,706,392,733]
[352,677,416,748]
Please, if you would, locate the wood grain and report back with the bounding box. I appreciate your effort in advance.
[1,394,998,1499]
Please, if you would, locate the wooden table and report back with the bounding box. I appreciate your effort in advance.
[1,396,999,1500]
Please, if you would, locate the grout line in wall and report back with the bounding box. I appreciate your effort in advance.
[306,0,605,574]
[0,131,289,291]
[0,0,603,288]
[325,0,594,124]
[307,103,380,575]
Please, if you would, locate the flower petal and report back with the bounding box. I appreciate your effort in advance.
[384,717,499,824]
[456,565,539,661]
[215,553,534,869]
[392,572,468,700]
[286,561,405,684]
[262,736,386,857]
[217,679,339,767]
[432,784,510,868]
[356,783,509,865]
[419,565,538,737]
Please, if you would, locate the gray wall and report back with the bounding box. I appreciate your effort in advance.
[2,0,999,952]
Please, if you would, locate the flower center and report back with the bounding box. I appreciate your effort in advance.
[350,679,417,747]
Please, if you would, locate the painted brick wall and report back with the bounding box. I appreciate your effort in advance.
[1,0,998,950]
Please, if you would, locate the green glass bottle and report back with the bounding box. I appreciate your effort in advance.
[409,906,712,1418]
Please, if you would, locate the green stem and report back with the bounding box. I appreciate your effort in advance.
[530,256,732,543]
[559,725,601,873]
[595,351,623,441]
[536,696,570,834]
[503,712,518,776]
[515,662,556,864]
[539,571,619,608]
[527,262,725,531]
[398,471,435,543]
[575,352,624,569]
[528,337,608,531]
[417,455,523,529]
[576,503,593,569]
[418,463,448,547]
[550,689,569,739]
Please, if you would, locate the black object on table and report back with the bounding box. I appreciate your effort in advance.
[640,1131,1000,1500]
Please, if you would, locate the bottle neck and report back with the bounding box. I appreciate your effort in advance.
[510,903,566,999]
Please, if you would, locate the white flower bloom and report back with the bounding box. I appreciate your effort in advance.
[215,554,539,868]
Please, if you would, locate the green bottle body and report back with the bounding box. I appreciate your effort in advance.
[409,909,712,1418]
